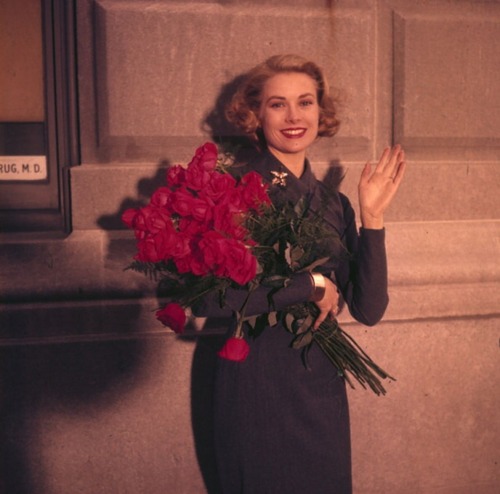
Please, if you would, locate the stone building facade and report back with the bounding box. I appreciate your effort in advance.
[1,0,499,492]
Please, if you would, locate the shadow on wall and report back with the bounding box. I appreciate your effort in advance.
[0,335,148,494]
[98,163,172,232]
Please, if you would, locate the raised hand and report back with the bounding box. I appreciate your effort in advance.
[358,145,406,229]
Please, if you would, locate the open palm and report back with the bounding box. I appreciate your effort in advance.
[358,145,406,229]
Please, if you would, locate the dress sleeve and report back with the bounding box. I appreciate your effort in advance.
[335,194,389,326]
[191,271,314,319]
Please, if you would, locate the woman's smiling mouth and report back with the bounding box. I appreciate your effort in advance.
[281,128,307,138]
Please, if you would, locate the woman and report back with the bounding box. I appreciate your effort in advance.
[194,54,406,493]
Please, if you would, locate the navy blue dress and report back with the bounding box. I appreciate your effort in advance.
[192,151,388,494]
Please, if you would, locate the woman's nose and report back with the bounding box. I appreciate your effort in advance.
[286,104,300,122]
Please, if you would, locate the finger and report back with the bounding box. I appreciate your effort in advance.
[374,147,391,173]
[359,161,372,185]
[392,148,404,169]
[386,147,405,179]
[313,311,328,330]
[328,307,339,319]
[392,160,407,185]
[385,145,401,169]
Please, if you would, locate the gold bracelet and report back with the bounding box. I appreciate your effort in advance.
[309,272,326,302]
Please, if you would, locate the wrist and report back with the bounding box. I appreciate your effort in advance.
[360,212,384,230]
[309,272,326,302]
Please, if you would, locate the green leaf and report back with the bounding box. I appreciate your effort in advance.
[292,330,314,349]
[299,256,330,273]
[249,313,269,339]
[295,314,314,335]
[268,311,278,327]
[284,313,295,331]
[245,315,257,330]
[290,245,305,263]
[262,275,289,288]
[284,243,292,266]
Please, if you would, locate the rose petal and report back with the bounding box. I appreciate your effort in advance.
[156,303,186,334]
[217,337,250,362]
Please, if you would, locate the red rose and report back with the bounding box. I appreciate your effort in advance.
[194,231,223,276]
[152,226,186,261]
[191,196,213,223]
[174,248,209,276]
[178,218,209,236]
[221,239,257,285]
[201,172,237,202]
[184,165,212,191]
[168,232,191,260]
[169,187,211,222]
[172,232,216,276]
[212,204,248,240]
[150,187,172,209]
[166,165,186,187]
[127,205,169,240]
[122,208,148,240]
[122,208,139,228]
[219,186,245,212]
[169,187,198,217]
[196,232,257,284]
[188,142,218,172]
[129,209,147,239]
[239,171,271,211]
[134,218,179,262]
[142,206,173,235]
[156,303,186,334]
[217,337,250,362]
[135,235,161,262]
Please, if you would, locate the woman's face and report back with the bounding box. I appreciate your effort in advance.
[258,71,320,163]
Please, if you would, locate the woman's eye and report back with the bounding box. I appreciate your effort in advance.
[300,99,315,107]
[270,101,284,108]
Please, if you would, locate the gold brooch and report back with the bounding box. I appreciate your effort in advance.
[271,170,288,187]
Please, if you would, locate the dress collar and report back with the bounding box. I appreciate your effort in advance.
[237,148,346,236]
[246,150,317,200]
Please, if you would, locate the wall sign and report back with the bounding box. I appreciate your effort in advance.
[0,156,47,181]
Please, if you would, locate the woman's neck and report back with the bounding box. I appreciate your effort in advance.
[267,148,305,178]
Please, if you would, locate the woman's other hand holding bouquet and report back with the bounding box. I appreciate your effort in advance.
[311,275,340,330]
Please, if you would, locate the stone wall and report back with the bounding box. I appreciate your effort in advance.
[1,1,499,493]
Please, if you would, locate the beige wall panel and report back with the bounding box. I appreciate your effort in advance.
[393,8,500,160]
[324,160,500,222]
[2,1,499,493]
[0,230,154,305]
[385,220,500,286]
[349,316,500,494]
[92,0,375,162]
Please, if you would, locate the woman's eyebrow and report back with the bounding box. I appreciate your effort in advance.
[265,92,315,102]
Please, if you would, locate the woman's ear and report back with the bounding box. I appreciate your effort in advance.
[248,112,260,132]
[251,111,261,128]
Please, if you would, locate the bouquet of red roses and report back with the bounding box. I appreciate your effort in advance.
[123,142,394,395]
[122,142,269,335]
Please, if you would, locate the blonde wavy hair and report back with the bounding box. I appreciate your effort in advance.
[225,54,340,143]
